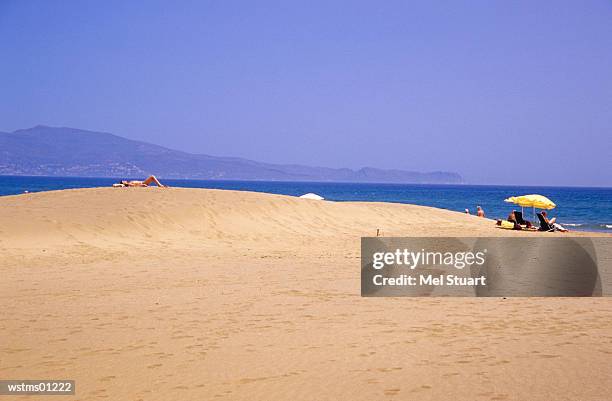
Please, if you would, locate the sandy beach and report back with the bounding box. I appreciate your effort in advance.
[1,187,611,401]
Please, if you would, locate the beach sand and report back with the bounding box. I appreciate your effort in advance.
[1,187,611,400]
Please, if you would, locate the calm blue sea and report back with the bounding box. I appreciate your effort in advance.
[1,175,610,232]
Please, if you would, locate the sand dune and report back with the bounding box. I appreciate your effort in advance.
[1,188,611,401]
[1,187,601,249]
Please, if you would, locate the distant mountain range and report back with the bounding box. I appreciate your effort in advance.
[0,126,463,184]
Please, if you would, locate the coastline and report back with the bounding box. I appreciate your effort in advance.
[1,177,610,233]
[1,187,609,247]
[1,187,611,400]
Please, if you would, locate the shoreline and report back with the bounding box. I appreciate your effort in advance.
[1,174,610,235]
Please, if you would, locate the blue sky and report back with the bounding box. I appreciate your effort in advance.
[1,0,611,186]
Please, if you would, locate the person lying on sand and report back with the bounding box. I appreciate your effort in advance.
[113,175,166,188]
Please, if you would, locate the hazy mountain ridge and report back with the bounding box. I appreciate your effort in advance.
[0,126,463,183]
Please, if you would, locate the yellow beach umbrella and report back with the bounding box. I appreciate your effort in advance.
[505,194,556,224]
[504,194,556,210]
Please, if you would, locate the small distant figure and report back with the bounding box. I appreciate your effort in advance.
[464,209,470,214]
[476,206,485,218]
[113,175,166,188]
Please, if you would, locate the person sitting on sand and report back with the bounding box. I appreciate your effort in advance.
[514,210,533,228]
[541,210,568,232]
[113,175,166,188]
[540,210,556,225]
[508,211,517,223]
[507,211,521,229]
[476,206,485,218]
[510,210,534,229]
